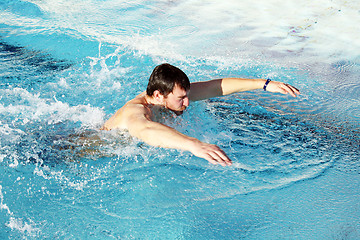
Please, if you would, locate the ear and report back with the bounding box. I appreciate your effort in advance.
[153,90,165,103]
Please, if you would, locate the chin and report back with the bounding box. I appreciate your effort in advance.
[172,110,184,116]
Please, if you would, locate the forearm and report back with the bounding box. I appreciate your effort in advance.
[189,77,299,101]
[220,78,266,95]
[128,117,232,166]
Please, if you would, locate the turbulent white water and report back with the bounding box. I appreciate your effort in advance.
[2,0,359,63]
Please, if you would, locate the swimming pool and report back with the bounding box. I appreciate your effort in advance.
[1,0,359,239]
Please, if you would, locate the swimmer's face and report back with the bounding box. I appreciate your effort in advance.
[163,84,190,115]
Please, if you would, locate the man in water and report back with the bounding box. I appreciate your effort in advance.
[101,63,300,166]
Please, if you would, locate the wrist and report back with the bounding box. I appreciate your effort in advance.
[182,136,199,151]
[263,79,271,91]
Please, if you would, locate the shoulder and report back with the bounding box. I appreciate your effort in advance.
[124,93,151,115]
[102,92,151,130]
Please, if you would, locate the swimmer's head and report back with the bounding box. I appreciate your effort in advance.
[146,63,190,97]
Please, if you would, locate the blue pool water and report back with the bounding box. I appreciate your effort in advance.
[1,0,359,239]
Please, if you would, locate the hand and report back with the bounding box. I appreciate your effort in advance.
[190,140,232,166]
[266,81,300,97]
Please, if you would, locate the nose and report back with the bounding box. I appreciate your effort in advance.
[183,97,189,107]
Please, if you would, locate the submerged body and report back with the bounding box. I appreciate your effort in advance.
[102,64,300,166]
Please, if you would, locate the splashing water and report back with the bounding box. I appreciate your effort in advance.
[0,0,359,239]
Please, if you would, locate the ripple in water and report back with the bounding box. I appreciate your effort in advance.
[201,96,359,192]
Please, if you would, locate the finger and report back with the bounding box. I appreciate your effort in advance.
[269,82,300,97]
[288,84,300,94]
[214,149,232,166]
[204,155,218,165]
[284,86,296,97]
[207,151,225,166]
[286,84,300,96]
[282,84,300,97]
[208,149,232,166]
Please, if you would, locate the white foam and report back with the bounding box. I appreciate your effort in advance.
[87,44,134,87]
[0,154,5,163]
[0,88,105,128]
[172,0,360,63]
[3,0,358,65]
[0,121,25,141]
[6,217,40,237]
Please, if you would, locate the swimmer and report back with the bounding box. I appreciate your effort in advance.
[101,63,300,166]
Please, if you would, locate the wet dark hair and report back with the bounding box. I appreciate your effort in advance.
[146,63,190,97]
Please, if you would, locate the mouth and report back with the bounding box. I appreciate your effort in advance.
[172,110,184,116]
[167,105,187,116]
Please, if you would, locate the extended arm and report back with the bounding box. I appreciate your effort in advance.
[189,78,300,101]
[126,107,232,166]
